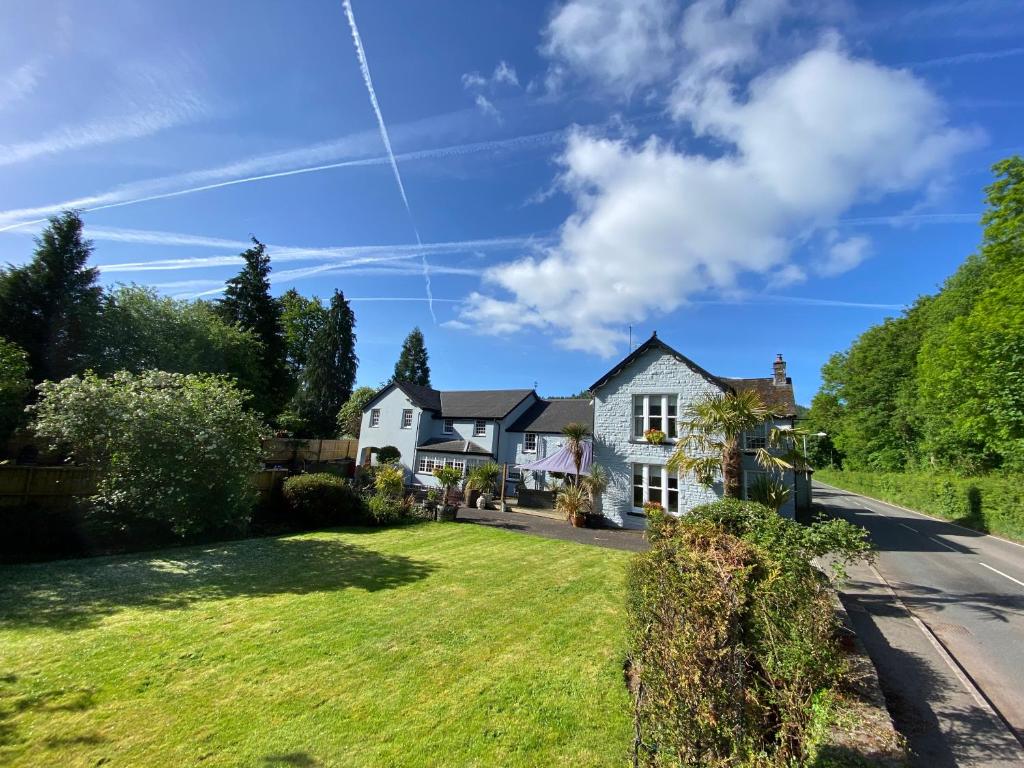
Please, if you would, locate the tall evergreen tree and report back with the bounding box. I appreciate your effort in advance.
[218,238,291,418]
[393,327,431,386]
[0,211,103,382]
[294,290,358,436]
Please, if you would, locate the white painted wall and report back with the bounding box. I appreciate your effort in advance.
[593,348,724,529]
[356,387,422,481]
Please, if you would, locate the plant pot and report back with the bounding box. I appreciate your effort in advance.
[437,505,458,522]
[466,489,481,509]
[569,513,586,528]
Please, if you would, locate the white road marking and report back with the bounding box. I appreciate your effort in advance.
[929,536,959,552]
[979,562,1024,589]
[818,481,1024,551]
[898,522,919,533]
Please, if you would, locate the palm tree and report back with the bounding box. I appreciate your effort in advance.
[667,390,795,499]
[581,463,609,517]
[561,421,590,485]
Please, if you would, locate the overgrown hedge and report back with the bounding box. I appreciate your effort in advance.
[627,499,869,767]
[816,469,1024,542]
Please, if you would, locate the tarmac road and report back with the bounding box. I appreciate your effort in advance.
[815,482,1024,767]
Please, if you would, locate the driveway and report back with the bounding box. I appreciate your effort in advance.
[815,482,1024,766]
[456,506,648,552]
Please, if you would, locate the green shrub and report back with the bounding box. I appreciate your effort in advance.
[627,499,869,767]
[817,469,1024,542]
[367,493,405,524]
[376,445,401,464]
[374,464,405,498]
[282,473,365,527]
[31,370,264,538]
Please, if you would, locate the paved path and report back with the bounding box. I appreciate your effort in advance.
[816,482,1024,766]
[456,506,648,552]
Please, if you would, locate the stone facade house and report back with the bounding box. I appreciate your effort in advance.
[358,332,805,525]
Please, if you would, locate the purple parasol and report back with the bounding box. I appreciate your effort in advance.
[518,440,592,475]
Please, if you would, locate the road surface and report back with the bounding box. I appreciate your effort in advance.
[815,482,1024,767]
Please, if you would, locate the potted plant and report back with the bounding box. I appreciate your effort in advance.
[581,464,609,528]
[644,428,666,445]
[465,462,502,508]
[432,466,463,521]
[555,483,590,528]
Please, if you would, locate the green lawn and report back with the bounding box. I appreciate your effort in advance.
[0,523,633,767]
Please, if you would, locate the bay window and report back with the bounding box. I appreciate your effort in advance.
[632,395,678,440]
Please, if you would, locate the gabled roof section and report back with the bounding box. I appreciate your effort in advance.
[363,380,442,412]
[589,332,729,393]
[416,438,493,456]
[439,389,534,419]
[720,377,797,417]
[506,398,594,433]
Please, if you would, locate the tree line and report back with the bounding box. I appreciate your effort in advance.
[807,156,1024,475]
[0,210,434,441]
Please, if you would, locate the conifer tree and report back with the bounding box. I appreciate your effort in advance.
[294,290,358,436]
[218,238,291,418]
[0,211,103,382]
[393,327,431,387]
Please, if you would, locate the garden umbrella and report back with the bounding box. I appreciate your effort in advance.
[517,440,592,475]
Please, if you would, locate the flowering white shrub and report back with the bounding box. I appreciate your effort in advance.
[31,370,265,536]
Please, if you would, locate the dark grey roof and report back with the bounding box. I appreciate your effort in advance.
[589,332,728,393]
[439,390,534,419]
[394,381,442,411]
[506,399,594,433]
[720,377,797,417]
[416,438,493,456]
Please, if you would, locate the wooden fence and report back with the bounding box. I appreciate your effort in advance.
[0,466,289,508]
[260,438,358,465]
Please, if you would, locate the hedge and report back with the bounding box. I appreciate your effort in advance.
[282,473,365,528]
[816,469,1024,543]
[626,499,869,767]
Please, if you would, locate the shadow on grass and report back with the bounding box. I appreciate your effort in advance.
[264,753,323,767]
[0,680,98,749]
[0,534,435,632]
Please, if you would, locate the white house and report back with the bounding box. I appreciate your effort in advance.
[589,332,801,528]
[356,382,591,490]
[357,332,804,526]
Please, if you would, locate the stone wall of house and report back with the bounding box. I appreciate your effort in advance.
[593,347,724,529]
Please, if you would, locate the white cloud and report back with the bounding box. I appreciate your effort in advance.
[456,43,978,355]
[815,234,871,276]
[492,60,519,87]
[474,94,501,121]
[541,0,678,94]
[0,62,42,111]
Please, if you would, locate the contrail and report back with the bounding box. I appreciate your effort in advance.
[0,129,566,234]
[342,0,436,322]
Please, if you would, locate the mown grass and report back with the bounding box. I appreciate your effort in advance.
[816,469,1024,542]
[0,522,633,767]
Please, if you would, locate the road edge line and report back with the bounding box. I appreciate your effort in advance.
[867,563,1024,752]
[815,481,1024,551]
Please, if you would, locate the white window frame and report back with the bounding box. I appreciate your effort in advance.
[631,463,680,514]
[442,418,454,434]
[369,408,381,428]
[632,394,678,441]
[473,419,487,437]
[744,423,768,451]
[523,432,537,453]
[417,454,469,476]
[401,409,413,429]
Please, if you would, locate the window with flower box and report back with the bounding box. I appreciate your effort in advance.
[632,463,680,513]
[632,395,678,441]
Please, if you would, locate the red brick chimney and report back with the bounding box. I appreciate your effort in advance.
[773,354,787,387]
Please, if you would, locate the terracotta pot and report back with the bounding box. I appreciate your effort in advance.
[569,513,586,528]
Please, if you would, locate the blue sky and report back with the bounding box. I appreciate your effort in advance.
[1,0,1021,404]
